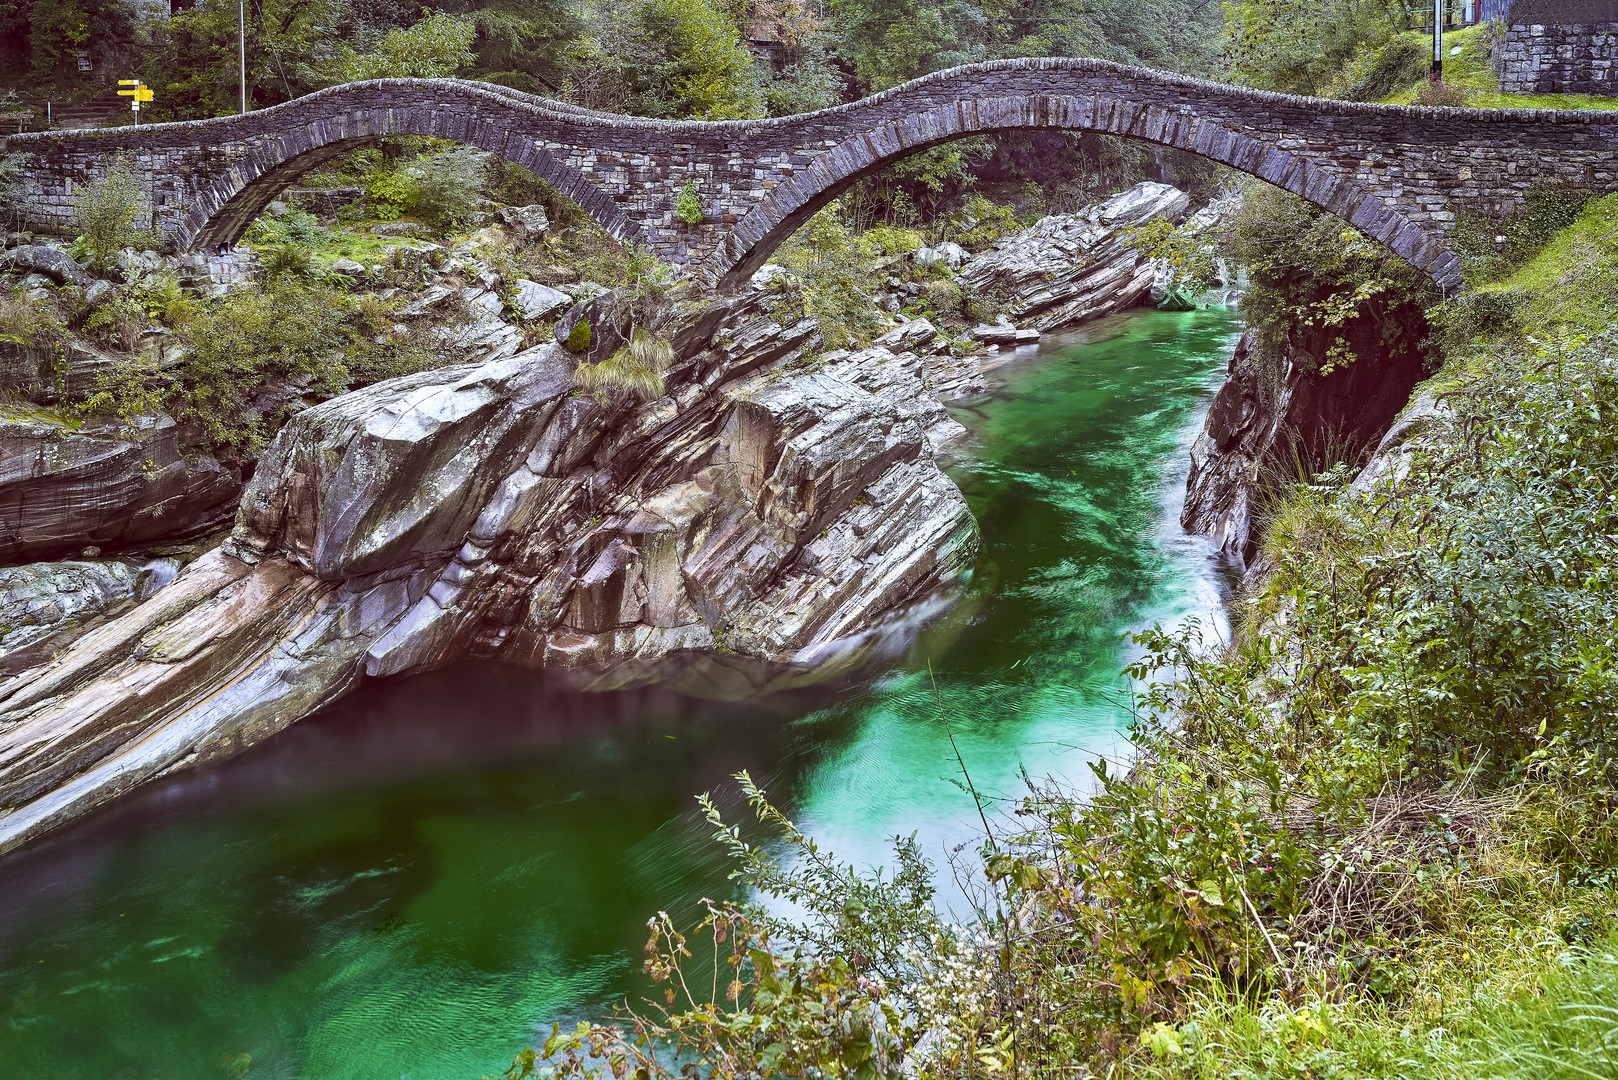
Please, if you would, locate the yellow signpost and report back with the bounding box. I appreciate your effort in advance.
[116,80,151,124]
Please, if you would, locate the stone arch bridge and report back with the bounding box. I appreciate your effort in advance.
[8,57,1618,292]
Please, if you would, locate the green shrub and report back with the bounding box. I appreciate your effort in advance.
[942,194,1022,252]
[73,156,150,271]
[862,224,923,255]
[364,166,414,222]
[244,206,327,246]
[673,180,703,225]
[79,281,436,453]
[776,201,886,349]
[1226,183,1436,381]
[561,317,591,352]
[406,147,487,234]
[1322,32,1429,101]
[260,244,319,284]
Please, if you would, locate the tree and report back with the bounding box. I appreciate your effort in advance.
[74,156,149,270]
[0,0,136,95]
[339,10,477,80]
[571,0,763,120]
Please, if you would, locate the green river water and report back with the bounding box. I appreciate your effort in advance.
[0,304,1242,1080]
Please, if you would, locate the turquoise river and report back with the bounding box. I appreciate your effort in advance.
[0,304,1243,1079]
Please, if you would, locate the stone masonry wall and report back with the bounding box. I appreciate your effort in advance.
[6,60,1618,291]
[1497,23,1618,94]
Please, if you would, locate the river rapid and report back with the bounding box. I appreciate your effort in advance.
[0,305,1243,1080]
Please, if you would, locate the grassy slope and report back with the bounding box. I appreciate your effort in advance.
[1380,23,1618,109]
[1110,59,1618,1077]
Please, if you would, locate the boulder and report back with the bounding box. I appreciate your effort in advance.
[496,204,550,239]
[0,559,143,669]
[510,279,572,322]
[0,245,92,287]
[436,288,524,360]
[958,182,1190,333]
[970,324,1039,346]
[370,221,430,237]
[234,344,575,579]
[0,410,241,564]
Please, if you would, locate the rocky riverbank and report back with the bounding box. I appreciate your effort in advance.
[1180,324,1429,568]
[0,180,1217,854]
[0,280,982,853]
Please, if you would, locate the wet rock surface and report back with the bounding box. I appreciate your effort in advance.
[958,182,1190,333]
[0,410,241,565]
[0,284,979,854]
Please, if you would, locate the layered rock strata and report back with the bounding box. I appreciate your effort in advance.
[958,182,1191,333]
[0,286,979,854]
[0,409,241,564]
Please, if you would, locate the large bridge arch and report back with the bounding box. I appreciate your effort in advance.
[704,93,1458,291]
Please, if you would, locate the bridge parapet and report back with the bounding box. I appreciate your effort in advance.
[7,58,1618,291]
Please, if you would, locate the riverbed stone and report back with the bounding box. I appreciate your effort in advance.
[958,182,1189,333]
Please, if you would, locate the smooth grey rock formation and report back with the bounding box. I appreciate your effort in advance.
[0,410,241,564]
[370,221,430,237]
[0,282,980,855]
[959,182,1189,332]
[235,345,573,579]
[0,560,141,664]
[0,244,91,287]
[436,289,523,359]
[510,279,572,322]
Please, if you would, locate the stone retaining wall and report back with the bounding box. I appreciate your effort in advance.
[1497,22,1618,94]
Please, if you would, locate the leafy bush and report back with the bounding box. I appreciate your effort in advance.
[406,147,488,234]
[244,206,327,246]
[775,202,887,350]
[259,244,319,284]
[1224,0,1412,95]
[80,281,435,452]
[673,180,703,225]
[81,292,146,351]
[1124,216,1221,294]
[364,165,414,222]
[337,11,476,80]
[132,274,197,328]
[941,194,1022,252]
[73,156,151,270]
[1322,32,1429,101]
[1226,184,1436,379]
